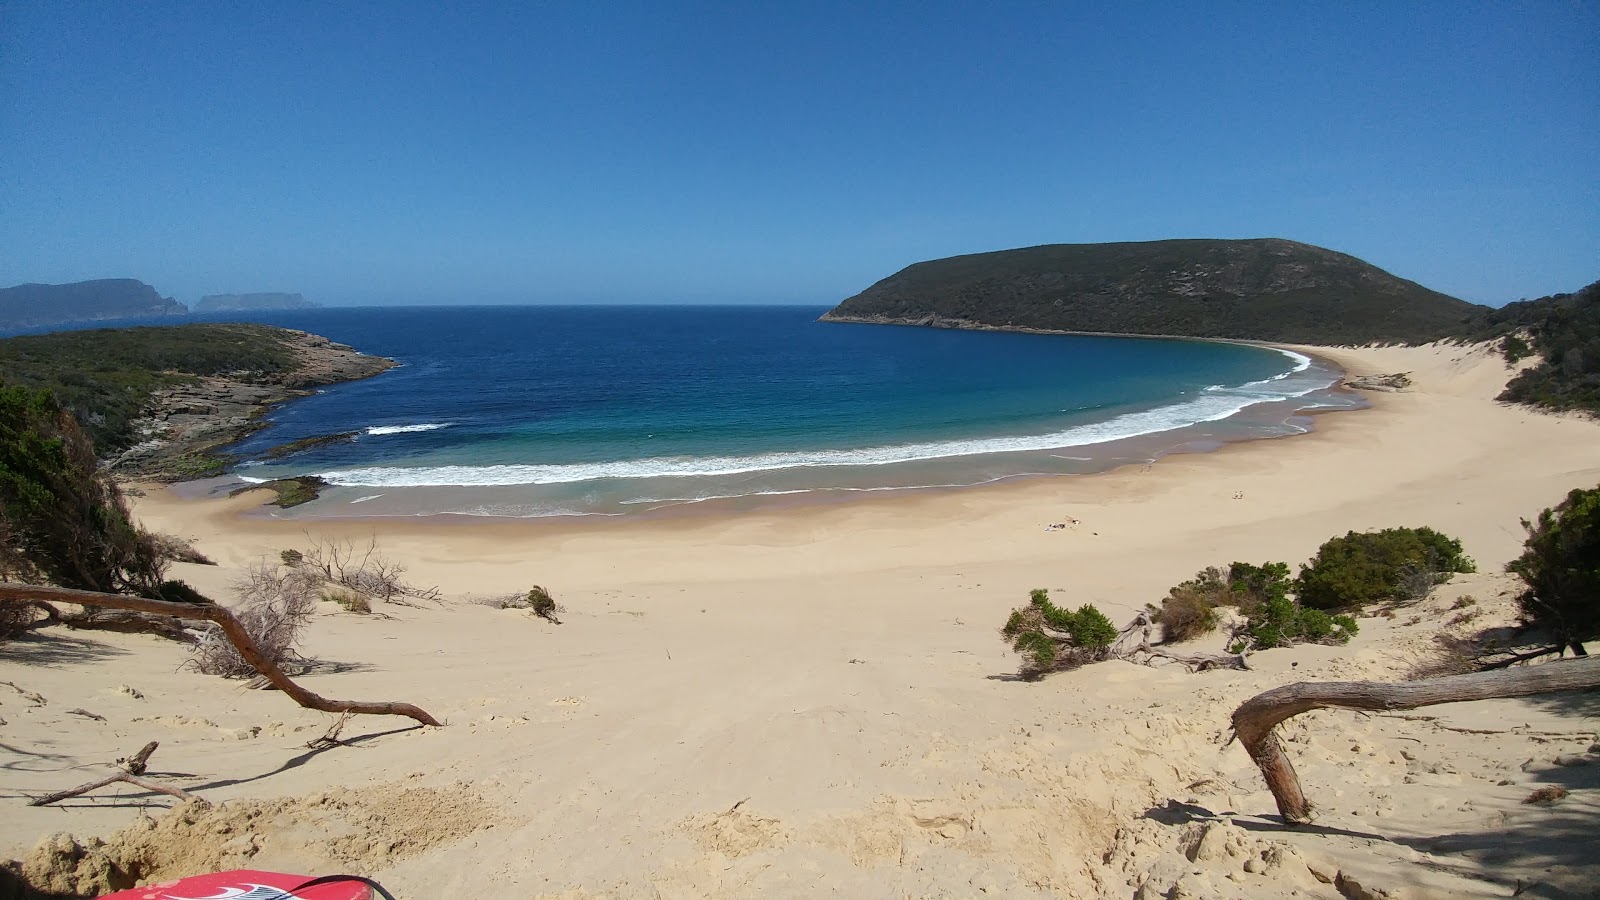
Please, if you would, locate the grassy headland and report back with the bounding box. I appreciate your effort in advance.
[0,323,393,479]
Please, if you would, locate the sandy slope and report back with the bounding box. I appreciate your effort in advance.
[2,341,1598,898]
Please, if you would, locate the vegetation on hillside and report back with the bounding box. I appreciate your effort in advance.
[823,238,1486,344]
[1489,280,1599,415]
[1507,485,1599,658]
[0,383,191,606]
[0,324,300,454]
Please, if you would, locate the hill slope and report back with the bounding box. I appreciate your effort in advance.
[0,279,186,330]
[822,239,1485,344]
[1484,279,1600,414]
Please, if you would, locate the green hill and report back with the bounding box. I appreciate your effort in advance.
[821,239,1486,345]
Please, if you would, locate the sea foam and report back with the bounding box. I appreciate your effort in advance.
[366,423,451,436]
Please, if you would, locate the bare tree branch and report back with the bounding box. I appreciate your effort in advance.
[0,584,442,727]
[1231,656,1600,824]
[28,742,203,807]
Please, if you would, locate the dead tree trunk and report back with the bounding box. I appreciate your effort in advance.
[1232,656,1600,824]
[0,584,441,727]
[1111,611,1252,672]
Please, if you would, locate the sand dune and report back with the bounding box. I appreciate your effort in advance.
[3,341,1598,898]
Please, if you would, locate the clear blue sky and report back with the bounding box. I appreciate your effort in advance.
[2,2,1595,306]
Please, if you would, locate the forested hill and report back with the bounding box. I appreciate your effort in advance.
[821,239,1487,345]
[0,279,186,330]
[1480,279,1600,415]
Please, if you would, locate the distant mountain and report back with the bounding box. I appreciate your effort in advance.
[0,279,186,330]
[821,239,1488,345]
[196,292,317,312]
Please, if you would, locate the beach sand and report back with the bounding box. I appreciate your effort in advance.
[3,341,1598,898]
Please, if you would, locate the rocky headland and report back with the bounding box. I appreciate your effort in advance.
[107,330,393,480]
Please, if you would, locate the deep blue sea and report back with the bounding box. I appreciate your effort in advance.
[40,306,1363,517]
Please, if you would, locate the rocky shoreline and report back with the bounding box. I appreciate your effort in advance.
[107,330,394,481]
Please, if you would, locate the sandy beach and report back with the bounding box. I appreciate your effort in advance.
[4,340,1598,898]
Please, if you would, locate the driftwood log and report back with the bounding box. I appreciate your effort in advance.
[0,584,441,727]
[1232,656,1600,824]
[28,741,206,807]
[1110,611,1252,672]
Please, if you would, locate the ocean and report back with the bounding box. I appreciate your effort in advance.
[171,305,1359,518]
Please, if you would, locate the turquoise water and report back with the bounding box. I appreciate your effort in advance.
[189,305,1357,517]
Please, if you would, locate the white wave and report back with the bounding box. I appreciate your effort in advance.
[366,423,451,436]
[1266,348,1313,380]
[314,370,1341,488]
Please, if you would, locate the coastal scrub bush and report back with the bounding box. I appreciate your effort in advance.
[496,585,565,623]
[291,535,441,605]
[1294,527,1475,610]
[322,587,372,615]
[1507,485,1600,656]
[188,562,317,677]
[1152,562,1294,643]
[1000,589,1118,679]
[1234,594,1358,651]
[1501,334,1533,365]
[0,381,173,597]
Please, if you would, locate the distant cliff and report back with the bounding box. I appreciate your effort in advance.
[822,239,1488,345]
[0,279,186,330]
[196,292,316,311]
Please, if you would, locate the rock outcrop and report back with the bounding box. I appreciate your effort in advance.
[108,330,394,480]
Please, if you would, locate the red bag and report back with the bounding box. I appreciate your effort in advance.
[102,870,378,899]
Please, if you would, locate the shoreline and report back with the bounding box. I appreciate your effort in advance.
[205,336,1354,522]
[6,338,1600,897]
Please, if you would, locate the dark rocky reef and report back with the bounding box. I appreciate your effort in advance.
[822,239,1487,345]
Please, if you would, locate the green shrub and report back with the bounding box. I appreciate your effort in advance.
[999,589,1119,679]
[1507,485,1600,655]
[1153,561,1292,643]
[1153,585,1219,643]
[1294,527,1475,610]
[1501,334,1533,365]
[0,382,170,596]
[1236,596,1358,650]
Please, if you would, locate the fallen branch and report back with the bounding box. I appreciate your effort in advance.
[306,712,354,750]
[0,584,441,727]
[1109,612,1252,672]
[28,740,206,808]
[1,680,47,706]
[65,708,106,722]
[1231,656,1600,824]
